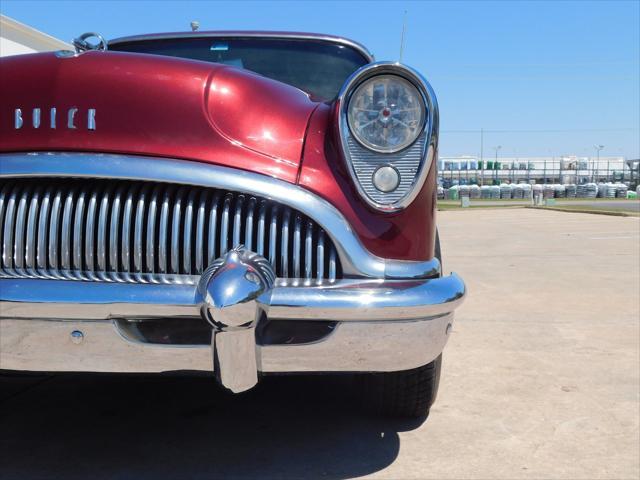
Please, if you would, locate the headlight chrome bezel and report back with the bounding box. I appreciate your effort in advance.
[336,62,439,213]
[346,74,427,154]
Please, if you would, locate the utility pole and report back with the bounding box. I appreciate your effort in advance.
[594,144,604,183]
[492,145,501,184]
[480,128,484,186]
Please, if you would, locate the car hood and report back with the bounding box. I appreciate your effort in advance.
[0,51,319,183]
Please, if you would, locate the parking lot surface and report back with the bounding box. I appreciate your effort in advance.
[1,209,639,479]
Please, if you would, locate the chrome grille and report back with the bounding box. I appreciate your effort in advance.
[0,178,340,283]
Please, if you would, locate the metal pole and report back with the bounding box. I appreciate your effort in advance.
[480,128,484,186]
[593,145,604,183]
[399,10,407,63]
[492,146,501,185]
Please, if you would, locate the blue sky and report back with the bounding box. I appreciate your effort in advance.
[2,0,639,159]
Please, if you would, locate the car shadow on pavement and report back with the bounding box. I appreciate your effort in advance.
[0,373,425,479]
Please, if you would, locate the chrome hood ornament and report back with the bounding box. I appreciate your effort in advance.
[72,32,108,53]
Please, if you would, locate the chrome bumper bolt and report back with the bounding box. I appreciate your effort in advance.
[70,330,84,344]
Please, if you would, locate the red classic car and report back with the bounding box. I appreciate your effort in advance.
[0,31,465,418]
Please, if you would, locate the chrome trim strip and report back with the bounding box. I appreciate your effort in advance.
[207,192,220,263]
[256,200,266,257]
[121,184,136,273]
[36,187,51,271]
[96,187,110,272]
[329,246,337,281]
[85,190,98,275]
[2,186,19,270]
[25,186,41,272]
[170,187,185,274]
[268,205,278,267]
[108,31,374,63]
[72,188,86,272]
[13,188,28,271]
[280,208,289,278]
[304,220,313,281]
[233,194,243,249]
[195,190,206,272]
[158,187,170,273]
[0,153,440,279]
[316,229,325,283]
[60,188,75,271]
[293,214,301,278]
[146,186,159,274]
[220,193,231,256]
[0,186,8,271]
[133,185,147,273]
[0,273,465,322]
[245,196,255,252]
[184,190,197,275]
[108,185,123,272]
[48,187,62,272]
[336,62,439,212]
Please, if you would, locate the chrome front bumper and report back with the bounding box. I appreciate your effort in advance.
[0,272,465,386]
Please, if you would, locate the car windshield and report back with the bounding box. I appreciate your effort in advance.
[109,36,370,101]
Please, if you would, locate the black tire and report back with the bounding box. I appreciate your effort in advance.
[363,355,442,418]
[362,231,444,419]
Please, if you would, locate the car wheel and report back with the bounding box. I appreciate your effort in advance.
[363,355,442,418]
[362,231,444,419]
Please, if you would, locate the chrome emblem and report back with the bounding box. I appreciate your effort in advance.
[14,108,96,130]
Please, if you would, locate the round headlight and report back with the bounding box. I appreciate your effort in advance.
[347,74,426,153]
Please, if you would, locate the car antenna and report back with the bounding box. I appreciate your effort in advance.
[399,10,407,63]
[190,21,200,32]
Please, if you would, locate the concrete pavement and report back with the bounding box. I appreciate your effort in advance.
[1,209,638,479]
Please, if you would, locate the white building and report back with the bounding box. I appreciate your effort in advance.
[438,155,630,186]
[0,15,71,57]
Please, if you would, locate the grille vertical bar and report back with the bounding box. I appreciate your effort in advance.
[3,186,19,271]
[25,186,41,273]
[36,187,52,272]
[48,188,62,273]
[13,188,29,272]
[194,190,207,274]
[0,178,341,283]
